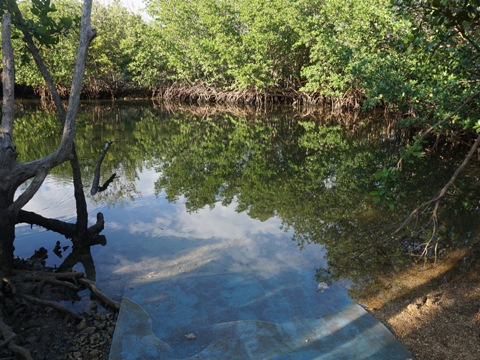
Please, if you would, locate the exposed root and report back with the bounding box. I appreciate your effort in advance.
[79,278,120,311]
[19,273,80,291]
[0,315,33,360]
[1,260,119,359]
[155,83,366,110]
[18,293,82,320]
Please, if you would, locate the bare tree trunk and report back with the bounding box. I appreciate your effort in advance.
[0,212,15,273]
[1,13,18,273]
[0,1,95,273]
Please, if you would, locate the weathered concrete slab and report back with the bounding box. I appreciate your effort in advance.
[106,196,413,360]
[109,270,413,360]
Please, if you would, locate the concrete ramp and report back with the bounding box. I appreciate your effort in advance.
[109,271,413,360]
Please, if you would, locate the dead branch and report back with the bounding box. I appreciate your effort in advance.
[16,211,105,243]
[52,271,85,280]
[12,268,118,311]
[91,141,113,195]
[87,212,105,238]
[16,210,76,237]
[394,134,480,259]
[13,269,84,280]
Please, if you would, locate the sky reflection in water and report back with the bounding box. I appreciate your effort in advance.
[15,166,326,300]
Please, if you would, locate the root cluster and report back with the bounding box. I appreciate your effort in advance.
[0,260,119,360]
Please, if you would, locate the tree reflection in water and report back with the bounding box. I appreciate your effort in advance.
[14,102,480,291]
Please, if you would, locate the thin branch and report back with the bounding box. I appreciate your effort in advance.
[9,3,65,121]
[456,25,480,54]
[397,88,480,169]
[8,168,48,217]
[393,134,480,257]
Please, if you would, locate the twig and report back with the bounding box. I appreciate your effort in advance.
[397,88,480,169]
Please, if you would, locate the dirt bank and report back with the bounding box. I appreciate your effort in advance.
[354,248,480,360]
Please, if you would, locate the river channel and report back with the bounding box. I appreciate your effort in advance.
[13,100,480,304]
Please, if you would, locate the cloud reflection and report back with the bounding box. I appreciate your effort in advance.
[126,197,287,240]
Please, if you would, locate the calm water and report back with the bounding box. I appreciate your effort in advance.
[13,101,480,300]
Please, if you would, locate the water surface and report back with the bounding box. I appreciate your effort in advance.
[13,101,480,300]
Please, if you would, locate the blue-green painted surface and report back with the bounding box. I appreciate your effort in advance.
[110,272,413,360]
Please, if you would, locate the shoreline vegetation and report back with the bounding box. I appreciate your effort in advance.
[7,0,479,137]
[16,82,362,110]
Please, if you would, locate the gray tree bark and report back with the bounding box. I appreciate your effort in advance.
[0,0,96,273]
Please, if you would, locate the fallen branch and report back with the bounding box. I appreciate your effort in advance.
[394,134,480,260]
[16,210,105,245]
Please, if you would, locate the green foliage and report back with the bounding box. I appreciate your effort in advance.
[292,0,409,96]
[6,0,480,138]
[123,21,168,90]
[474,120,480,133]
[3,0,80,90]
[370,166,400,210]
[6,0,152,97]
[7,0,76,48]
[86,0,145,96]
[392,0,480,129]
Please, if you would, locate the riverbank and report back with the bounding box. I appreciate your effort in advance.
[355,247,480,360]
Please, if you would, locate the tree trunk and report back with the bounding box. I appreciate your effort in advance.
[0,211,15,274]
[0,1,95,272]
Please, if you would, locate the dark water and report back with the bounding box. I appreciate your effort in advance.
[13,101,480,300]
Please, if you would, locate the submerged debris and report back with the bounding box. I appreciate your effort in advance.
[185,333,197,340]
[317,282,329,292]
